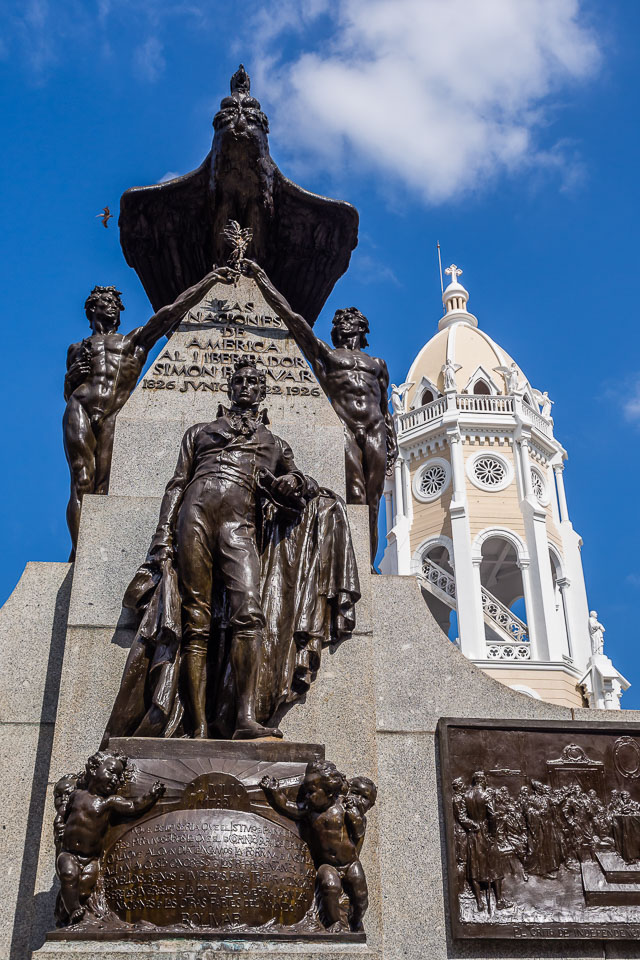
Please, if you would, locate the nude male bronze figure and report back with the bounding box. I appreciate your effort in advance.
[245,259,398,566]
[63,266,234,558]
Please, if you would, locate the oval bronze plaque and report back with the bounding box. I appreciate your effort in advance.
[103,809,315,928]
[614,736,640,780]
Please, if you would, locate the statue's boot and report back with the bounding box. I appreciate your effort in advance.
[185,649,209,739]
[231,630,282,740]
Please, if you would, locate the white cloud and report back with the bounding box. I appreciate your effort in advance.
[134,35,165,83]
[623,380,640,422]
[1,1,207,82]
[20,0,56,76]
[250,0,601,203]
[158,171,181,182]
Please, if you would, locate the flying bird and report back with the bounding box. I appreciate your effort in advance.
[96,207,113,228]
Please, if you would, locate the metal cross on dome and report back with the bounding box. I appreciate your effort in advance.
[445,264,463,284]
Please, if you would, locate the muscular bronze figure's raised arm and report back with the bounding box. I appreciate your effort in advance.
[63,266,235,558]
[245,259,397,566]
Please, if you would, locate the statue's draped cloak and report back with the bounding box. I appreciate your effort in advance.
[103,490,359,741]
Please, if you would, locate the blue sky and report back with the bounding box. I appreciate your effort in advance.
[1,1,639,701]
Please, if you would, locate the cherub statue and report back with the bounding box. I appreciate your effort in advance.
[55,750,165,925]
[343,776,378,854]
[54,773,78,857]
[260,760,376,932]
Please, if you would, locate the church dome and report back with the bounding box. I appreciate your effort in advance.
[405,265,532,407]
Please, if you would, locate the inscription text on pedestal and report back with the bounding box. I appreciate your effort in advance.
[103,809,315,928]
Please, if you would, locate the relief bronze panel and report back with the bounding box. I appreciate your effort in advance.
[438,718,640,939]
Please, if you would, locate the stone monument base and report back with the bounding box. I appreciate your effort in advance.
[34,940,376,960]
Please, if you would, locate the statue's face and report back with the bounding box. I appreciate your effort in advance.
[92,757,124,796]
[213,93,269,147]
[54,775,76,808]
[349,779,376,810]
[305,772,340,811]
[230,368,262,409]
[89,292,121,333]
[333,316,367,349]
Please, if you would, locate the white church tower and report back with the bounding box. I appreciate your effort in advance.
[381,264,628,709]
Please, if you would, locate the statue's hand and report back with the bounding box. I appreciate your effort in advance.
[213,266,238,284]
[150,781,166,799]
[68,355,91,381]
[260,775,279,792]
[242,259,267,283]
[149,544,172,567]
[273,475,300,498]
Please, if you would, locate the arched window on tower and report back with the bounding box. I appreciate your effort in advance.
[421,389,434,405]
[479,537,529,660]
[419,545,457,643]
[549,550,571,659]
[473,380,490,396]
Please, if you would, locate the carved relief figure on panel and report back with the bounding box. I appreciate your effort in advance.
[440,720,640,939]
[261,761,376,932]
[63,266,235,558]
[461,771,511,913]
[245,259,398,566]
[103,360,360,743]
[55,751,165,926]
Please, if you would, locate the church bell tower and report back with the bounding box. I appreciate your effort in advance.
[381,264,628,709]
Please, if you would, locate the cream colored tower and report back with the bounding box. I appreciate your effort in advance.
[381,264,628,709]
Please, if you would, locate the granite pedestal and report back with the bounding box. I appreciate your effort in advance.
[3,277,640,959]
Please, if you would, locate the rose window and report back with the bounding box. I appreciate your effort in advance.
[419,464,447,497]
[413,458,451,502]
[530,468,545,503]
[473,456,506,488]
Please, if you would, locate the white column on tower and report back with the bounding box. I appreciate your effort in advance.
[384,489,393,533]
[556,577,574,660]
[447,429,485,658]
[517,557,539,658]
[393,455,404,524]
[554,463,570,524]
[516,435,564,661]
